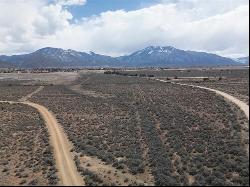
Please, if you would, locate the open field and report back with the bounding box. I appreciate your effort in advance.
[0,83,84,186]
[116,68,249,106]
[30,69,249,186]
[0,72,79,85]
[0,82,39,101]
[122,68,249,78]
[0,68,249,186]
[175,78,249,105]
[0,103,58,186]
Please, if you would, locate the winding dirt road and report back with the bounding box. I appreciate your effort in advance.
[155,79,249,120]
[0,87,84,186]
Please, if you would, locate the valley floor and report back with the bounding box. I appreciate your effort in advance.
[0,68,249,186]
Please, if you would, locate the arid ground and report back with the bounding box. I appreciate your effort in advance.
[0,68,249,186]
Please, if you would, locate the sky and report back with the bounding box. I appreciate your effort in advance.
[0,0,249,58]
[67,0,160,18]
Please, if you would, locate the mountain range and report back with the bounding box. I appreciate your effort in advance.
[0,60,15,68]
[0,46,247,68]
[235,57,249,65]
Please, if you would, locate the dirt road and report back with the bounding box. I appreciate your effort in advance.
[155,79,249,120]
[0,97,84,185]
[24,101,84,186]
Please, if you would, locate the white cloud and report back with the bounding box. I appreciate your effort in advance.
[0,0,249,57]
[0,0,73,54]
[55,0,87,6]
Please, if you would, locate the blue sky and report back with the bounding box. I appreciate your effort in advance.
[0,0,249,57]
[68,0,160,19]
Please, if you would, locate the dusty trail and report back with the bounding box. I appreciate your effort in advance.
[19,86,44,102]
[0,86,84,186]
[24,101,84,186]
[155,79,249,120]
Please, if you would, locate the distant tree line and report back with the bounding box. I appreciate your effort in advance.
[104,70,155,77]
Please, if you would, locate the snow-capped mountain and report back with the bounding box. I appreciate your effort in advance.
[0,46,241,68]
[131,46,176,56]
[118,46,238,67]
[0,47,118,68]
[235,57,249,65]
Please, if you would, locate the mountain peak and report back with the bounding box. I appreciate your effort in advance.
[133,45,177,56]
[145,46,176,50]
[35,47,64,55]
[36,47,62,52]
[88,51,95,55]
[0,46,240,68]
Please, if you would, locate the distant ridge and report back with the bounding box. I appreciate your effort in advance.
[235,57,249,65]
[0,60,15,68]
[0,46,242,68]
[117,46,238,67]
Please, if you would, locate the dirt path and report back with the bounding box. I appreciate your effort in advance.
[0,99,84,186]
[24,101,84,186]
[155,79,249,120]
[69,84,114,98]
[19,86,44,102]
